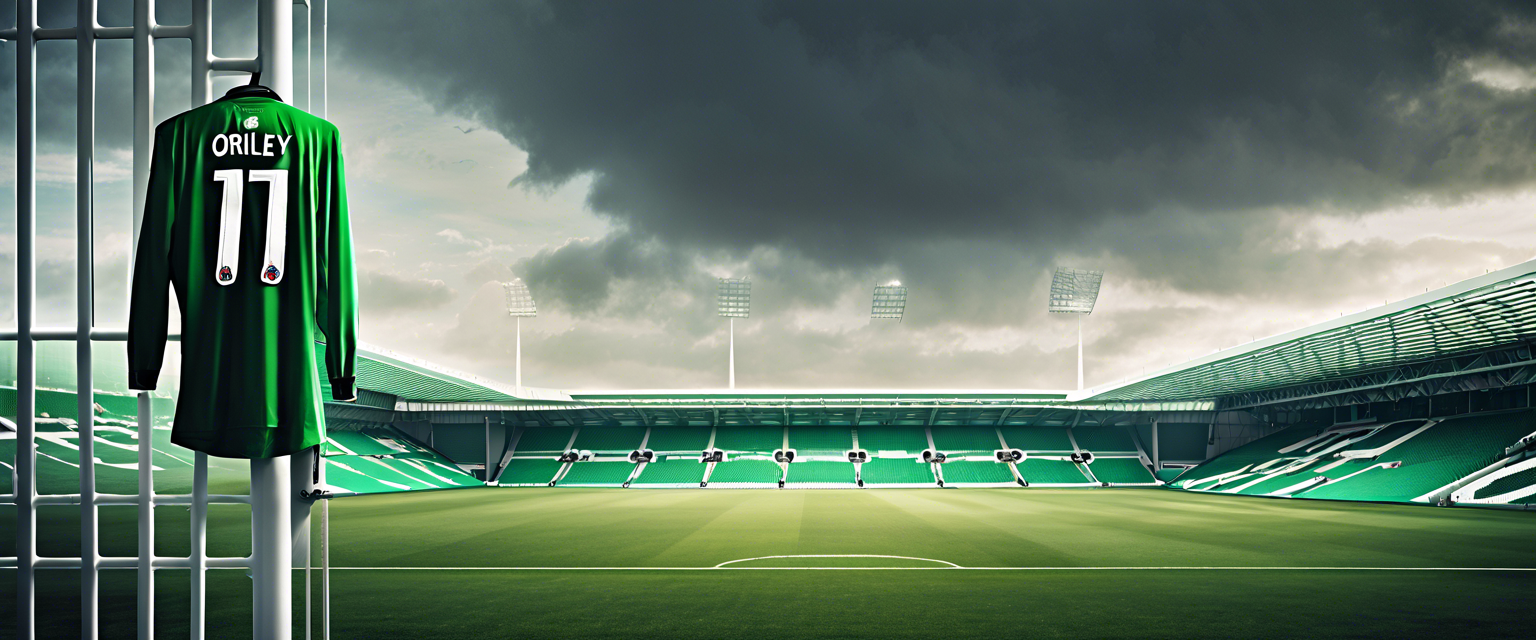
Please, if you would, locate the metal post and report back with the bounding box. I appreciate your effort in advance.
[1077,315,1084,391]
[729,318,735,389]
[189,3,212,635]
[1151,419,1160,469]
[254,2,295,635]
[132,2,158,635]
[316,0,327,119]
[515,317,522,388]
[250,457,293,639]
[77,1,101,636]
[191,453,208,639]
[14,1,38,636]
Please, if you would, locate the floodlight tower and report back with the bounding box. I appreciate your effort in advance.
[503,279,537,388]
[872,281,908,322]
[1048,268,1104,390]
[717,277,751,388]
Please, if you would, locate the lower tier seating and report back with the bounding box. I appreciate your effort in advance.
[1016,458,1090,484]
[707,459,783,484]
[557,461,637,485]
[786,461,856,484]
[859,457,936,485]
[940,460,1015,484]
[630,458,709,485]
[1088,457,1156,484]
[496,459,565,486]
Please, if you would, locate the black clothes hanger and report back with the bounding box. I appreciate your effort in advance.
[219,71,284,102]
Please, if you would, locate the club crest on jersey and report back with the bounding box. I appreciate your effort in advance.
[219,266,232,282]
[264,265,280,282]
[243,116,260,130]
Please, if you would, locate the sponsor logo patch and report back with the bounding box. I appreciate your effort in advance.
[219,266,232,282]
[264,265,280,281]
[243,116,260,130]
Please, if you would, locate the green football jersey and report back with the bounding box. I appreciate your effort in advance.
[129,87,358,459]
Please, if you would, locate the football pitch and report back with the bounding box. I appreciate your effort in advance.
[5,487,1534,638]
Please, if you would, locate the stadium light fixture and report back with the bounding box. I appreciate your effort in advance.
[1048,267,1104,390]
[871,281,908,321]
[503,279,537,388]
[717,277,751,388]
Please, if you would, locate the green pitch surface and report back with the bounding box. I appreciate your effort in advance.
[4,488,1533,638]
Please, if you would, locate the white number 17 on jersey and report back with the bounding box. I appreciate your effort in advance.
[213,168,289,286]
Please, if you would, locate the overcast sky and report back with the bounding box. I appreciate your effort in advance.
[4,0,1536,392]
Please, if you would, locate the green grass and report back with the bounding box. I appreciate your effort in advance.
[3,488,1533,638]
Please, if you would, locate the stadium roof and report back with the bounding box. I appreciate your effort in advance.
[1076,257,1536,405]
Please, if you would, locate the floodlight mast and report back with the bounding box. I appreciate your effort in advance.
[717,277,751,388]
[1048,268,1104,390]
[503,279,537,388]
[871,281,908,322]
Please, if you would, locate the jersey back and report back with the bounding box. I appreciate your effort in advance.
[128,94,358,459]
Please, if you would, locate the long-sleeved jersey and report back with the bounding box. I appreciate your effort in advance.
[128,87,357,459]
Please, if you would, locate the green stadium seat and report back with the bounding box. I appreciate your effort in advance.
[940,460,1015,484]
[707,458,782,484]
[1016,458,1090,484]
[786,461,856,485]
[631,457,709,485]
[557,461,638,486]
[1300,411,1536,503]
[1471,465,1536,501]
[859,457,936,485]
[512,427,576,454]
[497,458,566,486]
[1087,457,1155,484]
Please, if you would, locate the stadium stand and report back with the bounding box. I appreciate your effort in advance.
[713,426,782,453]
[1468,464,1536,501]
[645,426,713,452]
[858,457,936,486]
[630,457,710,486]
[322,424,483,495]
[855,426,929,453]
[572,426,647,452]
[938,459,1015,484]
[930,426,1001,452]
[1071,426,1138,452]
[513,427,576,454]
[999,426,1074,451]
[1154,467,1191,483]
[1300,411,1536,503]
[788,427,853,454]
[557,461,638,486]
[707,458,783,485]
[1087,457,1156,484]
[786,461,857,485]
[1016,457,1091,484]
[1173,410,1536,504]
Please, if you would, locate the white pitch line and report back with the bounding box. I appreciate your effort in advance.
[315,566,1536,572]
[714,554,961,569]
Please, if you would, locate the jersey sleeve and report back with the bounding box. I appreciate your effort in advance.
[127,123,178,391]
[316,126,359,401]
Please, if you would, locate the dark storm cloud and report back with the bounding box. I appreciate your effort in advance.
[334,0,1536,270]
